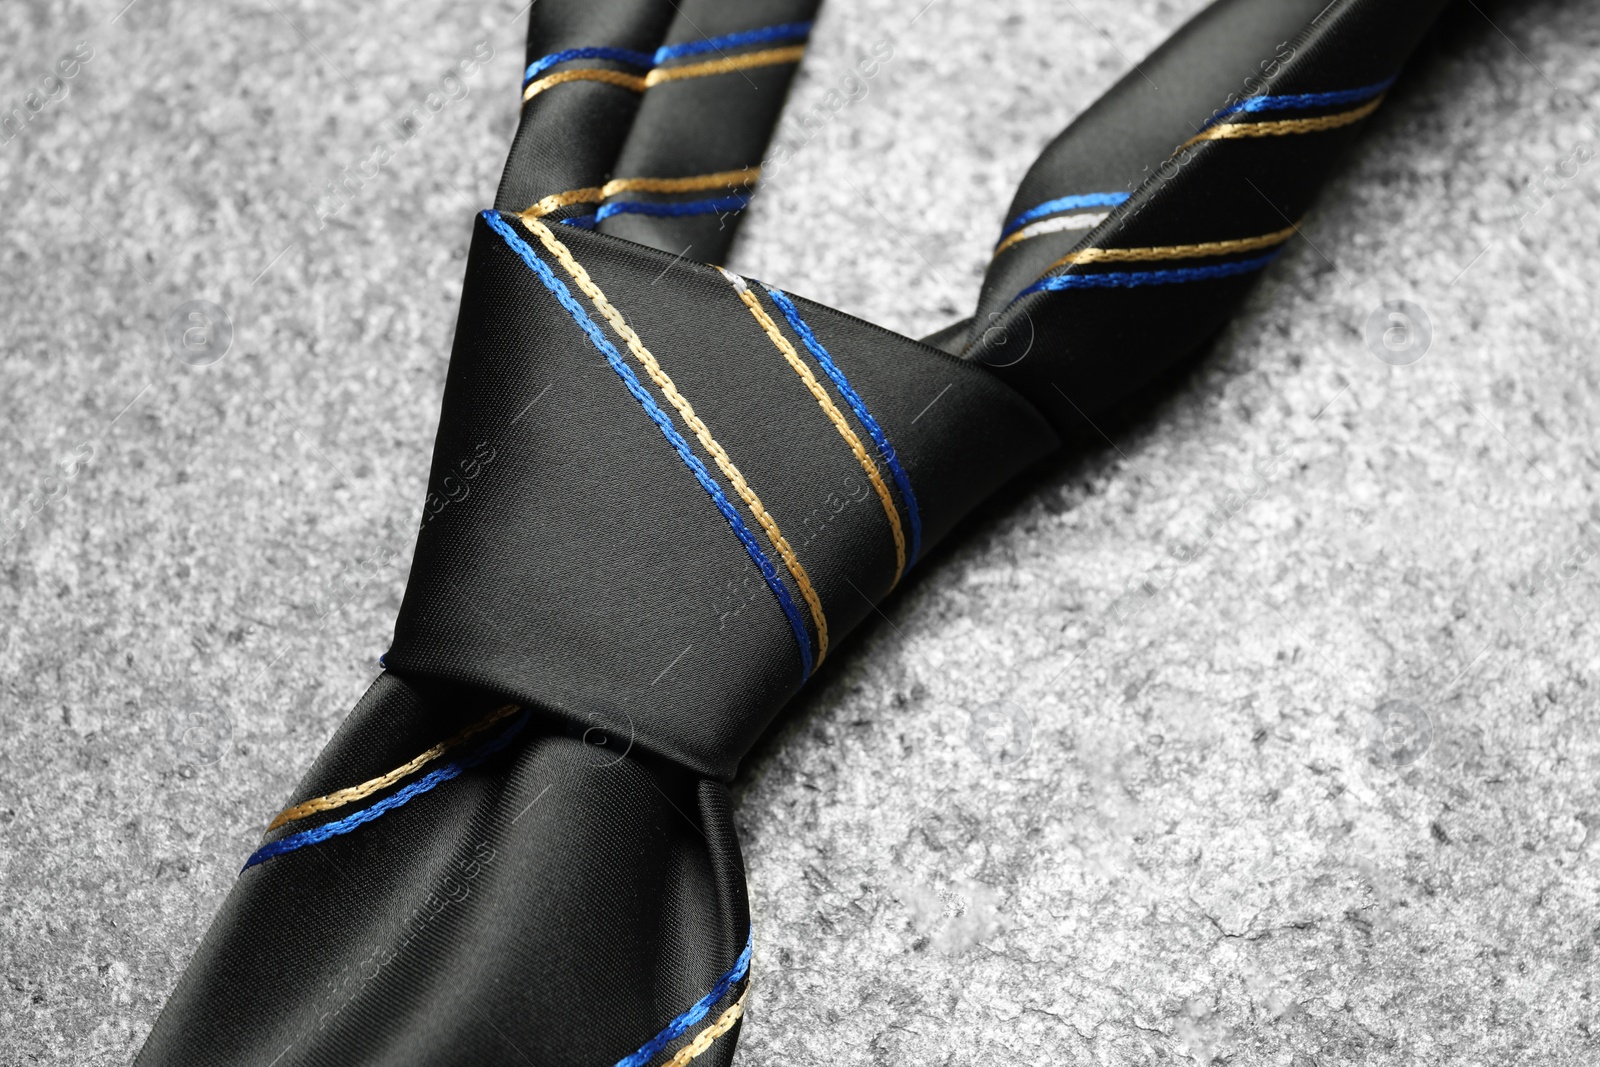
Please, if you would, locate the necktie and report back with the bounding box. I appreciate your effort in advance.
[136,1,1449,1063]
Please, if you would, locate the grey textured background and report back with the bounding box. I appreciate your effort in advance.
[3,0,1598,1063]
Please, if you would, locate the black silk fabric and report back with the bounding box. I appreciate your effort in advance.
[137,2,1450,1064]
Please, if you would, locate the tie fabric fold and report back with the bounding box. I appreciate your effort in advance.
[136,1,1451,1063]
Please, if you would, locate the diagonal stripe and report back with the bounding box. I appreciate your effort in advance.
[264,703,522,834]
[1048,223,1300,270]
[717,268,907,589]
[663,986,749,1067]
[523,46,655,85]
[521,168,761,219]
[613,928,752,1067]
[1202,75,1397,127]
[643,45,808,87]
[1177,95,1385,152]
[764,285,924,571]
[242,712,531,871]
[482,210,814,680]
[517,215,829,671]
[596,195,749,222]
[993,210,1112,257]
[523,67,648,103]
[654,21,812,63]
[1020,250,1284,295]
[1000,191,1131,240]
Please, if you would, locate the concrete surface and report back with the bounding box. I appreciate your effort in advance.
[2,0,1598,1063]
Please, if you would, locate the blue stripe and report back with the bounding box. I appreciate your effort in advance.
[594,195,749,222]
[1001,192,1130,239]
[481,210,813,680]
[654,21,813,63]
[523,46,655,86]
[523,22,815,85]
[1202,76,1396,128]
[1019,250,1283,297]
[242,712,531,871]
[613,928,753,1067]
[763,286,923,568]
[560,214,599,230]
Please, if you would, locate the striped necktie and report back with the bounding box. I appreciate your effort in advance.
[137,1,1449,1063]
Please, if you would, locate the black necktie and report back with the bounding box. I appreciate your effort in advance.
[137,1,1449,1063]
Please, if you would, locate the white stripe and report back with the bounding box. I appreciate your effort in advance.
[1012,210,1110,244]
[714,266,749,293]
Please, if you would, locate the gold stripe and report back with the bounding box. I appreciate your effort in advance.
[1176,96,1385,152]
[644,45,808,87]
[725,275,907,589]
[1048,223,1300,271]
[664,986,749,1067]
[520,168,762,220]
[523,45,806,105]
[518,215,830,668]
[523,67,647,103]
[523,186,607,218]
[604,166,761,197]
[264,703,521,834]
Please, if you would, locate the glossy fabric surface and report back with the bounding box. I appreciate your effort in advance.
[137,1,1452,1063]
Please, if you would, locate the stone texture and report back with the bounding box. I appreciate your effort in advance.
[2,0,1597,1064]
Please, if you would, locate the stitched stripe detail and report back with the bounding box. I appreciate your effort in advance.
[764,285,924,570]
[663,986,749,1067]
[1020,250,1283,295]
[517,214,827,672]
[523,46,655,85]
[597,195,749,222]
[1204,75,1396,126]
[243,711,531,871]
[655,21,813,63]
[1048,223,1300,270]
[718,269,907,589]
[993,211,1112,257]
[1177,95,1385,151]
[643,45,808,87]
[482,210,814,680]
[524,67,649,102]
[521,168,761,219]
[523,186,607,217]
[605,168,760,197]
[1000,191,1130,240]
[265,703,522,834]
[613,928,753,1067]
